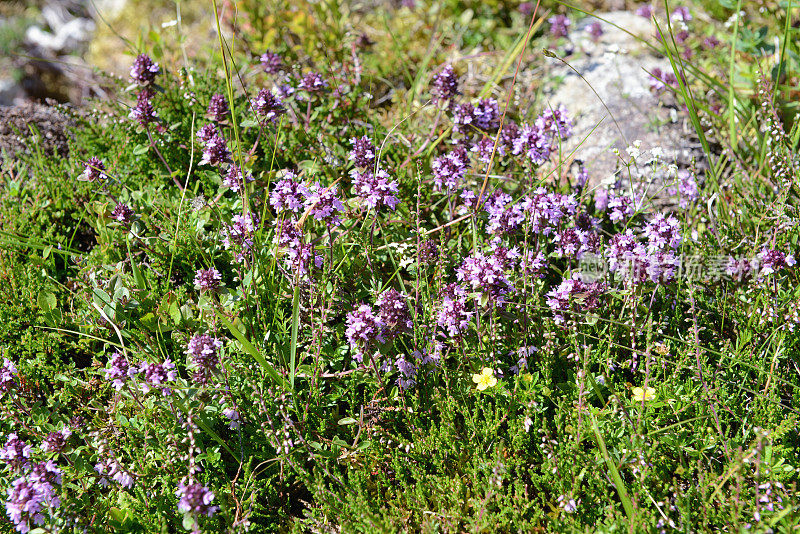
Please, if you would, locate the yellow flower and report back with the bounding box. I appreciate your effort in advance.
[522,373,533,383]
[632,386,656,402]
[472,368,497,391]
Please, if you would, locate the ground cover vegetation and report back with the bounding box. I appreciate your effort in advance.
[1,0,800,531]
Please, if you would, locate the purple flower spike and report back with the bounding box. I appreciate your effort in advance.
[186,334,223,386]
[83,157,107,182]
[194,268,221,292]
[129,53,160,85]
[207,93,229,122]
[260,50,284,74]
[345,304,385,362]
[252,89,285,122]
[431,64,459,102]
[177,481,219,517]
[548,15,571,38]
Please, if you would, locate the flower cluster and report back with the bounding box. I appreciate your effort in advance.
[758,248,796,276]
[376,289,412,339]
[176,481,218,518]
[83,157,107,182]
[206,93,229,122]
[270,172,309,213]
[299,72,328,94]
[350,169,400,211]
[546,275,606,324]
[0,358,18,396]
[95,456,133,489]
[252,89,285,122]
[431,64,459,102]
[260,50,284,74]
[303,182,345,226]
[437,283,472,338]
[197,125,231,166]
[5,461,62,533]
[349,135,377,169]
[129,53,160,85]
[222,213,259,263]
[41,429,71,454]
[139,359,177,395]
[186,334,223,385]
[223,164,254,193]
[456,245,518,304]
[130,90,157,127]
[431,148,469,192]
[104,352,137,391]
[111,203,134,224]
[548,15,571,38]
[0,434,32,471]
[345,304,386,362]
[194,268,221,292]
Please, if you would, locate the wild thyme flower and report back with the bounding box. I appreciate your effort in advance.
[349,136,377,169]
[553,228,600,259]
[520,250,548,278]
[671,6,692,22]
[471,136,505,163]
[198,130,231,166]
[41,429,71,454]
[83,157,107,182]
[607,194,635,223]
[130,90,157,127]
[5,471,57,533]
[668,169,699,208]
[270,172,309,213]
[111,203,134,224]
[176,481,218,517]
[186,334,223,386]
[726,257,757,282]
[196,123,218,144]
[431,64,459,102]
[104,353,137,391]
[758,248,796,276]
[0,358,18,396]
[431,147,470,192]
[437,283,472,338]
[94,457,133,489]
[298,71,328,93]
[129,53,160,85]
[537,105,573,140]
[223,164,254,193]
[260,50,284,74]
[473,98,501,130]
[139,359,177,395]
[222,213,259,263]
[485,192,525,235]
[456,247,517,304]
[376,289,412,339]
[546,276,605,324]
[418,239,439,265]
[648,68,678,93]
[586,21,604,40]
[350,169,400,211]
[206,93,229,122]
[548,14,571,38]
[395,355,416,390]
[252,89,285,122]
[194,268,221,292]
[0,434,32,471]
[636,5,653,18]
[304,182,345,226]
[643,213,681,251]
[523,189,578,235]
[511,122,550,166]
[345,304,385,363]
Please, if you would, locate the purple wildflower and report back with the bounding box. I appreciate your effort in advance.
[376,289,412,339]
[669,169,699,208]
[671,6,692,22]
[83,157,107,182]
[350,169,400,211]
[270,172,309,213]
[649,67,678,93]
[548,15,571,38]
[520,250,548,278]
[41,429,71,454]
[222,213,259,263]
[194,268,221,292]
[586,21,604,40]
[456,246,518,304]
[94,457,133,489]
[130,90,157,127]
[139,359,177,395]
[726,257,758,282]
[176,481,218,517]
[260,51,284,74]
[546,275,605,324]
[471,136,505,163]
[104,352,137,391]
[111,203,134,224]
[431,65,459,102]
[299,72,328,94]
[418,239,439,265]
[431,148,470,192]
[223,165,254,193]
[437,283,472,338]
[304,182,345,226]
[522,189,578,235]
[395,354,417,389]
[206,93,229,122]
[186,334,223,386]
[345,304,385,362]
[643,213,682,251]
[636,5,653,18]
[198,130,230,166]
[0,434,32,471]
[349,136,377,169]
[511,122,551,166]
[607,194,635,223]
[252,89,285,122]
[196,124,217,144]
[758,248,796,276]
[129,53,160,85]
[0,359,18,396]
[485,192,526,235]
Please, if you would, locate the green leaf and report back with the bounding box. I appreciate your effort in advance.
[215,310,290,391]
[37,291,56,312]
[133,144,149,155]
[338,417,357,425]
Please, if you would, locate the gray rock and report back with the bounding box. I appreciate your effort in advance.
[543,11,704,197]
